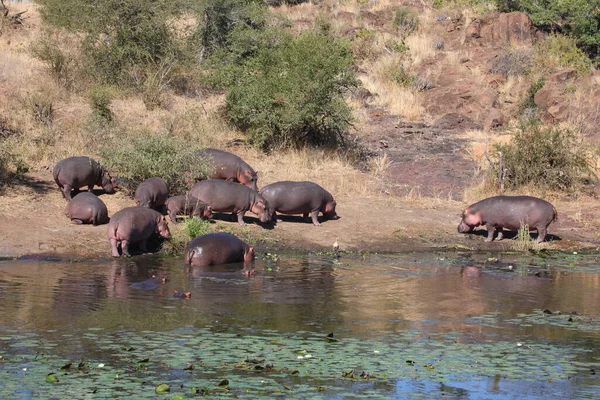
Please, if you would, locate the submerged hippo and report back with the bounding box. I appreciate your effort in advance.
[458,195,557,243]
[107,207,171,257]
[129,275,168,290]
[135,177,169,211]
[64,192,109,225]
[259,181,339,226]
[165,195,212,223]
[197,148,258,190]
[53,156,116,200]
[184,232,254,267]
[189,179,270,226]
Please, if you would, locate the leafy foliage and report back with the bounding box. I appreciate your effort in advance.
[519,77,545,112]
[493,121,597,192]
[496,0,600,65]
[534,34,593,76]
[99,133,209,194]
[184,217,213,239]
[210,25,358,150]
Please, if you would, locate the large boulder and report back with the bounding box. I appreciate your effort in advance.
[479,12,535,47]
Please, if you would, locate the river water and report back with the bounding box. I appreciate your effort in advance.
[0,250,599,398]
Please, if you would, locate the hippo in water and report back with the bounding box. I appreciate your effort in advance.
[189,179,270,226]
[458,195,557,243]
[135,177,169,211]
[64,192,109,225]
[197,148,258,190]
[184,232,254,267]
[53,156,116,201]
[259,181,339,226]
[165,195,212,223]
[107,207,171,257]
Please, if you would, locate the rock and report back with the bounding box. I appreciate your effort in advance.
[480,12,534,46]
[433,113,480,131]
[549,68,577,84]
[546,103,570,122]
[484,108,505,131]
[465,19,481,39]
[487,73,506,88]
[534,87,560,110]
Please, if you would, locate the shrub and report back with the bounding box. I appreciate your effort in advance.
[23,91,54,127]
[37,0,196,86]
[489,48,533,77]
[213,27,358,150]
[99,133,210,195]
[534,34,593,76]
[86,85,114,122]
[162,217,213,256]
[393,7,419,36]
[29,30,76,89]
[184,217,213,239]
[496,0,600,65]
[519,77,545,112]
[352,28,379,61]
[492,121,597,192]
[0,144,29,186]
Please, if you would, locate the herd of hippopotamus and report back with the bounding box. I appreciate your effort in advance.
[53,148,559,268]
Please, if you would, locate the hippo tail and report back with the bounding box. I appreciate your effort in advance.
[552,206,558,222]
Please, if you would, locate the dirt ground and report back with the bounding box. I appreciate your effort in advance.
[1,170,599,261]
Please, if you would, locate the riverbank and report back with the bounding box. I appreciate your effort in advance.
[1,172,599,261]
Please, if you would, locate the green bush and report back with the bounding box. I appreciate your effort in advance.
[184,217,213,239]
[99,133,210,195]
[496,0,600,65]
[352,28,378,60]
[211,26,358,150]
[0,144,29,186]
[86,85,114,122]
[492,121,597,192]
[535,34,593,76]
[37,0,196,86]
[393,7,418,36]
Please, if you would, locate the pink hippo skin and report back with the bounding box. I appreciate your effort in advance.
[164,195,212,224]
[53,156,116,200]
[64,192,109,225]
[189,179,270,226]
[107,207,171,257]
[184,232,254,267]
[259,181,339,226]
[197,148,258,190]
[458,195,557,243]
[134,177,169,211]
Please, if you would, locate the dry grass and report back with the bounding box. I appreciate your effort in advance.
[361,74,425,119]
[402,185,462,209]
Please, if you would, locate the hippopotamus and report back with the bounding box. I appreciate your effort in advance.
[458,195,557,243]
[135,177,169,211]
[188,179,270,225]
[258,181,339,226]
[171,290,191,299]
[197,148,258,190]
[165,195,212,223]
[107,207,171,257]
[129,275,168,290]
[53,156,116,200]
[184,232,254,267]
[64,192,109,225]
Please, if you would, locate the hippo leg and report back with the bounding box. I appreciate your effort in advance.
[110,239,121,257]
[485,224,496,242]
[71,219,84,225]
[496,229,504,241]
[121,240,132,257]
[271,211,282,223]
[168,211,178,224]
[62,184,73,201]
[536,227,547,243]
[139,239,148,253]
[310,211,321,226]
[236,212,247,226]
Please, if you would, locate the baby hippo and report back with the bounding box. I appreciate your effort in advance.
[458,195,557,243]
[135,177,169,211]
[64,192,109,225]
[108,207,171,257]
[259,181,339,226]
[165,195,212,224]
[184,232,254,267]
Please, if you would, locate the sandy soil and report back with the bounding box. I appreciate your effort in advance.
[1,172,599,261]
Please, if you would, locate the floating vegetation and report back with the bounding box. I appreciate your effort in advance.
[0,326,592,398]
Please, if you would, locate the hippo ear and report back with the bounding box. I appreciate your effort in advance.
[254,171,260,177]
